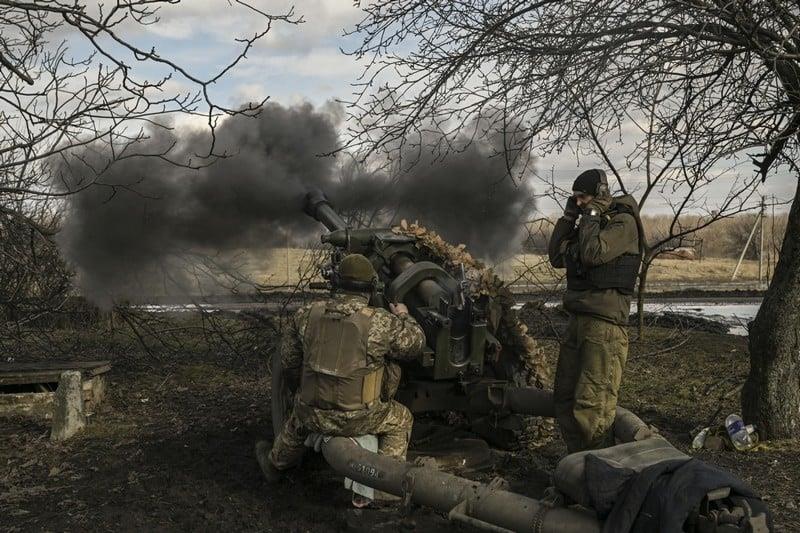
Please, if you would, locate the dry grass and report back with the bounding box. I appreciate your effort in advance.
[497,255,764,284]
[252,248,317,285]
[248,248,767,288]
[644,257,762,282]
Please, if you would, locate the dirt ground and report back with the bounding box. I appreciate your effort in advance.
[1,317,798,532]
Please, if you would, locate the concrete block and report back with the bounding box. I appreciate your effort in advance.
[50,371,86,441]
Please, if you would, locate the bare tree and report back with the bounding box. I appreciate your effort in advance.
[0,1,300,321]
[560,86,763,338]
[0,204,69,323]
[344,0,800,438]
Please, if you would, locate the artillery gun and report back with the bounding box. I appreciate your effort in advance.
[272,189,548,447]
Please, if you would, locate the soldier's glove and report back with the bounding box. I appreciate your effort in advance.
[563,196,581,222]
[583,193,612,217]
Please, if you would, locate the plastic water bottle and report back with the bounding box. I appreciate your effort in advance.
[725,414,755,451]
[692,427,710,450]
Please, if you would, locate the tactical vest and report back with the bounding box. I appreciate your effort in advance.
[565,204,642,296]
[299,302,384,411]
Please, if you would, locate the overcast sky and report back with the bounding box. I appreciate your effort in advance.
[94,0,795,217]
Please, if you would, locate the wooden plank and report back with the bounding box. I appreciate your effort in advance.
[0,360,111,371]
[0,360,111,386]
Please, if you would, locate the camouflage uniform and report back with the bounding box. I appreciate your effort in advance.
[549,193,642,453]
[269,292,425,469]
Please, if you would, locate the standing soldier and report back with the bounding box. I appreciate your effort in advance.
[548,169,643,453]
[255,253,426,484]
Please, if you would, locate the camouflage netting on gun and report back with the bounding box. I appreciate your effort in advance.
[392,221,551,391]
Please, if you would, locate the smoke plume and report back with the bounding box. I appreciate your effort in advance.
[57,102,534,303]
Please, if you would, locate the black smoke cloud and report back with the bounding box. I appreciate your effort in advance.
[353,149,533,260]
[58,102,534,303]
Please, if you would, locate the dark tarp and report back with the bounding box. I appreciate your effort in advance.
[582,455,772,533]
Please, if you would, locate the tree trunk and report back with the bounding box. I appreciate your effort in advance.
[742,177,800,439]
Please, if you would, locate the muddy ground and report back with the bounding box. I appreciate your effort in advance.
[1,315,799,532]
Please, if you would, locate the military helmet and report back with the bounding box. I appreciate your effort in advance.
[339,254,377,284]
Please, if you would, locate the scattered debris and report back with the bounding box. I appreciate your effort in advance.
[725,414,759,452]
[692,427,710,450]
[690,418,760,453]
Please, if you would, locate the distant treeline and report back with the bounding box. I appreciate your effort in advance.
[525,212,789,260]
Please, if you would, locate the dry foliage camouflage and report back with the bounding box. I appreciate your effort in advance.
[392,220,550,391]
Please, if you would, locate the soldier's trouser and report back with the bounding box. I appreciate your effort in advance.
[269,399,413,470]
[553,314,628,453]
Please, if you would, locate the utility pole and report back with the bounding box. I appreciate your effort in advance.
[731,200,765,282]
[759,197,765,288]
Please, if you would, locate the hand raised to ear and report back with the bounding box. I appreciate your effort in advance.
[584,193,612,216]
[563,196,581,222]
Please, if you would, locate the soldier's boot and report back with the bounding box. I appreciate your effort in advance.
[255,440,282,483]
[352,494,373,508]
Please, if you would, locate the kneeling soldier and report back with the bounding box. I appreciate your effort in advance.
[256,253,426,482]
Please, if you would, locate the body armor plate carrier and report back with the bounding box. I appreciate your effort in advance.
[300,302,383,411]
[565,204,642,296]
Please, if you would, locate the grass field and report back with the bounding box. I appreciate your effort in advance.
[496,254,766,287]
[251,248,768,288]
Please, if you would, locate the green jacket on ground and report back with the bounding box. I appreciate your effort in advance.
[548,194,642,325]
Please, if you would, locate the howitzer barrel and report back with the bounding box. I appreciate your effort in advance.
[321,437,600,533]
[304,189,348,232]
